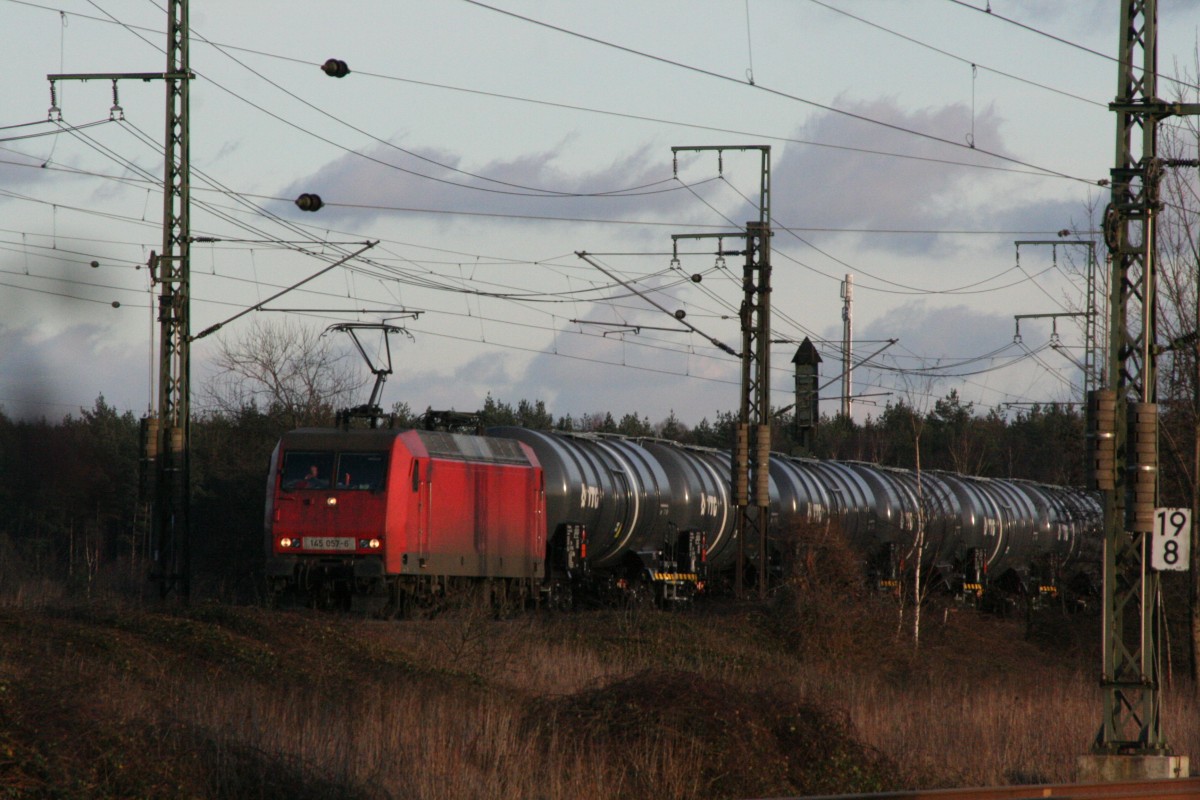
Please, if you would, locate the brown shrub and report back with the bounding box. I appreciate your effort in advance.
[530,668,902,799]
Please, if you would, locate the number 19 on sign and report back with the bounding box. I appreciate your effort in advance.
[1152,508,1192,571]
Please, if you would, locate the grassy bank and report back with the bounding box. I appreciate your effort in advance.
[2,577,1196,799]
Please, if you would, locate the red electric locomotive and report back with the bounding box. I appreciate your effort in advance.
[265,427,545,612]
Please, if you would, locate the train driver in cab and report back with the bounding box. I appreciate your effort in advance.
[293,464,327,489]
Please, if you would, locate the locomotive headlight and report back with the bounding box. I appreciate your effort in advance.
[325,496,337,507]
[358,538,382,549]
[369,538,381,549]
[280,538,294,548]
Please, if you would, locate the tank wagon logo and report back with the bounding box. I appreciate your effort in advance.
[580,484,601,510]
[699,493,720,517]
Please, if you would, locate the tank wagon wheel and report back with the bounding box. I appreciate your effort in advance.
[623,574,659,610]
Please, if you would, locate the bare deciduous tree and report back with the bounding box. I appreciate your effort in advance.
[1149,54,1200,688]
[201,318,365,428]
[893,373,941,649]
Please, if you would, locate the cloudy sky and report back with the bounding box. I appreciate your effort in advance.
[3,0,1199,427]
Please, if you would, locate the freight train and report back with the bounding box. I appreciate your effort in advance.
[264,424,1101,614]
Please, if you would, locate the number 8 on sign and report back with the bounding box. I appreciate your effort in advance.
[1152,508,1192,571]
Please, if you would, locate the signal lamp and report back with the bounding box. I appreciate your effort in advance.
[674,309,686,320]
[691,273,702,283]
[322,58,350,78]
[295,193,324,212]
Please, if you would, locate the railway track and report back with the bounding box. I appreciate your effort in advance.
[768,776,1200,800]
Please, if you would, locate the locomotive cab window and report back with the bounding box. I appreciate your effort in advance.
[281,452,335,489]
[336,453,387,491]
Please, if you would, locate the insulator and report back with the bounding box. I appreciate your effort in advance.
[734,424,749,455]
[322,58,350,78]
[295,193,324,212]
[138,416,158,501]
[1126,402,1157,532]
[733,473,749,507]
[733,424,749,505]
[141,416,159,460]
[48,81,60,121]
[169,426,185,455]
[1128,470,1157,533]
[754,425,771,508]
[109,80,124,121]
[1087,389,1117,491]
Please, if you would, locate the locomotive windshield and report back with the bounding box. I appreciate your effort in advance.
[281,451,388,491]
[335,453,387,490]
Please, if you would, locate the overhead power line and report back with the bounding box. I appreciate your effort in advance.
[806,0,1107,108]
[459,0,1102,186]
[9,0,1108,191]
[942,0,1200,95]
[0,153,1071,237]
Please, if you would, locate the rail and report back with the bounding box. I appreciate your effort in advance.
[762,776,1200,800]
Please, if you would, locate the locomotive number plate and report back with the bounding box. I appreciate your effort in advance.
[303,536,356,551]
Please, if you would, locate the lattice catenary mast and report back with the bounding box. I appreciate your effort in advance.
[150,0,193,599]
[46,0,194,599]
[670,146,771,599]
[1089,0,1198,762]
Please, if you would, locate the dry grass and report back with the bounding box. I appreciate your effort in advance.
[0,566,1197,799]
